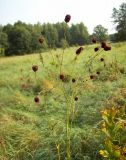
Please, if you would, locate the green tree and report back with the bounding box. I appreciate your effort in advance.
[93,25,109,42]
[112,3,126,41]
[30,23,48,52]
[0,32,8,49]
[5,25,31,56]
[55,22,70,47]
[70,23,89,45]
[77,22,89,44]
[42,23,58,48]
[1,21,91,56]
[0,25,8,55]
[109,33,118,42]
[0,32,8,56]
[59,38,69,49]
[3,24,13,35]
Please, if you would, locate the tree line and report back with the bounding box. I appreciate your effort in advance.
[0,2,126,56]
[0,22,91,56]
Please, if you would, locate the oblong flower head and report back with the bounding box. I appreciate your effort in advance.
[92,37,97,43]
[59,74,65,81]
[38,37,44,44]
[104,45,111,51]
[34,96,40,103]
[76,47,84,55]
[64,14,71,23]
[94,47,99,52]
[101,42,107,48]
[74,96,78,101]
[32,65,38,72]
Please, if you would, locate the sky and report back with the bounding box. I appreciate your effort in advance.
[0,0,125,34]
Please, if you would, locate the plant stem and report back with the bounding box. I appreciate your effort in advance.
[61,83,71,160]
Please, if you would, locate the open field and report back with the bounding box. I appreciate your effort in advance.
[0,42,126,160]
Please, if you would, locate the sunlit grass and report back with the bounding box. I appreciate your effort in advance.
[0,42,126,159]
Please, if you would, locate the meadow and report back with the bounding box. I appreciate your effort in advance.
[0,42,126,160]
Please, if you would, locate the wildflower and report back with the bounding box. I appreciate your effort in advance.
[100,58,104,62]
[76,47,83,55]
[99,150,108,158]
[38,37,44,44]
[74,96,78,101]
[90,75,95,79]
[64,14,71,23]
[94,47,99,52]
[96,71,100,75]
[72,78,76,83]
[32,65,38,72]
[101,42,106,48]
[104,46,111,51]
[101,42,111,51]
[60,74,64,81]
[92,37,97,43]
[34,96,40,103]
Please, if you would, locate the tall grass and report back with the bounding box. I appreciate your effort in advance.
[0,42,126,159]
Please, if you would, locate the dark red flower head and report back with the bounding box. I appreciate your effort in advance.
[72,78,76,83]
[92,37,97,43]
[32,65,38,72]
[90,75,95,79]
[96,71,100,75]
[60,74,64,81]
[101,42,111,51]
[100,58,104,62]
[76,47,83,55]
[94,47,99,52]
[34,96,40,103]
[101,42,106,48]
[39,37,44,44]
[74,96,78,101]
[104,46,111,51]
[64,14,71,23]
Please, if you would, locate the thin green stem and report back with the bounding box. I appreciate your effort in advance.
[61,83,71,160]
[57,144,61,160]
[49,47,55,63]
[60,49,64,74]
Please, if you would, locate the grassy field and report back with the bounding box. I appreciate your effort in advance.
[0,42,126,160]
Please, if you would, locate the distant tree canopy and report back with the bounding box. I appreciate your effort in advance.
[69,23,89,45]
[0,32,8,49]
[93,25,109,42]
[112,2,126,41]
[0,21,90,56]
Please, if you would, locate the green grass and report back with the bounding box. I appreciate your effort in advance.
[0,42,126,160]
